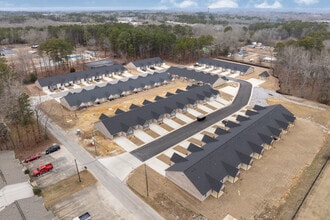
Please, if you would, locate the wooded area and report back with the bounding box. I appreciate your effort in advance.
[0,57,48,150]
[274,46,330,105]
[0,13,329,151]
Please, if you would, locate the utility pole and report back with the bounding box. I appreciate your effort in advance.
[144,163,149,197]
[75,159,81,182]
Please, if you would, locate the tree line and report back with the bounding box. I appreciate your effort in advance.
[0,23,212,62]
[274,46,330,105]
[0,57,49,150]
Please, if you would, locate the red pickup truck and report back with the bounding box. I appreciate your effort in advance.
[33,163,53,176]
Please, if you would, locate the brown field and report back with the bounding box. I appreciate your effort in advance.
[296,161,330,220]
[23,49,328,219]
[127,94,330,220]
[38,80,191,156]
[42,170,97,209]
[127,118,327,220]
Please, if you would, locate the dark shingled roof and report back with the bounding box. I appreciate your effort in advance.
[129,104,140,110]
[214,128,229,136]
[197,57,251,73]
[259,71,270,77]
[142,100,153,105]
[61,72,171,108]
[166,104,295,196]
[171,153,188,163]
[236,115,250,122]
[167,66,221,85]
[245,109,259,116]
[187,143,203,153]
[202,135,217,143]
[132,57,164,68]
[97,85,219,136]
[115,108,125,115]
[37,64,126,87]
[223,120,240,128]
[205,173,224,192]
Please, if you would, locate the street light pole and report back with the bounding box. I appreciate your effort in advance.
[144,163,149,197]
[75,159,81,182]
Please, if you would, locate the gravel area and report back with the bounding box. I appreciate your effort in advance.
[250,87,283,107]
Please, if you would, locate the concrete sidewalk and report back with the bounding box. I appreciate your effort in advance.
[0,182,33,211]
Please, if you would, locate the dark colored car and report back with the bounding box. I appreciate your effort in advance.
[45,144,61,154]
[24,154,41,163]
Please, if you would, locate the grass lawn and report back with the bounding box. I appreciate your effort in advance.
[42,170,97,209]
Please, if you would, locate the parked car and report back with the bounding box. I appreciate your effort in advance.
[33,163,53,176]
[45,144,61,154]
[24,154,41,163]
[73,212,91,220]
[197,115,206,121]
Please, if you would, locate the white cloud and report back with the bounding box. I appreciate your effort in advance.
[208,0,239,9]
[165,0,198,8]
[255,0,282,9]
[294,0,319,5]
[177,0,198,8]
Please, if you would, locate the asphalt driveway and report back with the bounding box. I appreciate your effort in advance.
[130,79,252,161]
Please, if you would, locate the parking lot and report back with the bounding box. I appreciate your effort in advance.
[25,144,83,188]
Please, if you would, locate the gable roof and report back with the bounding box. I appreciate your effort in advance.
[131,57,164,68]
[259,71,270,77]
[166,104,295,196]
[37,64,126,87]
[167,66,221,85]
[96,85,219,136]
[61,72,171,108]
[196,57,251,73]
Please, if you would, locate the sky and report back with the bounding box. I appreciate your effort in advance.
[0,0,329,11]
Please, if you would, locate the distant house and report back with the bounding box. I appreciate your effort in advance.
[127,57,165,70]
[263,56,277,63]
[0,48,16,57]
[60,72,172,111]
[259,71,270,79]
[196,57,254,75]
[165,104,295,201]
[167,66,226,88]
[35,64,126,91]
[85,59,115,69]
[95,85,220,139]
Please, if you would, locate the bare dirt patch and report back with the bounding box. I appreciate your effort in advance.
[128,135,144,146]
[145,129,160,138]
[267,98,330,129]
[25,84,47,96]
[296,161,330,220]
[219,91,233,101]
[159,122,174,131]
[14,134,58,161]
[172,117,186,125]
[204,103,217,110]
[184,112,197,120]
[187,137,203,146]
[38,80,191,157]
[173,145,188,155]
[157,154,171,166]
[42,170,97,209]
[127,118,326,219]
[127,165,201,220]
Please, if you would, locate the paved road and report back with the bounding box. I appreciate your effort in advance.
[131,79,252,161]
[43,116,163,220]
[35,77,250,219]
